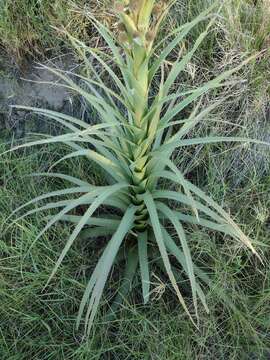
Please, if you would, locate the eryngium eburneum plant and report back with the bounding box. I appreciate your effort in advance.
[4,1,268,334]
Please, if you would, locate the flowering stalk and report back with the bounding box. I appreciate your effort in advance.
[115,0,169,231]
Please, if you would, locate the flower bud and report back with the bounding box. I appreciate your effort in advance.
[117,22,126,32]
[152,3,163,17]
[114,2,125,13]
[118,32,129,43]
[129,0,139,12]
[146,30,155,42]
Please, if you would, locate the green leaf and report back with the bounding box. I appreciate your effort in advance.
[158,227,209,314]
[29,172,91,187]
[138,230,150,304]
[13,106,89,129]
[153,186,224,223]
[153,157,199,220]
[25,191,101,255]
[79,227,116,240]
[11,192,126,229]
[8,185,93,220]
[156,202,198,317]
[161,209,233,236]
[35,64,127,126]
[59,215,120,229]
[162,25,212,97]
[154,171,260,260]
[185,179,261,259]
[160,54,260,127]
[45,183,130,287]
[149,4,216,81]
[160,98,226,142]
[49,149,127,182]
[144,191,196,326]
[108,245,139,318]
[76,206,136,334]
[169,136,270,150]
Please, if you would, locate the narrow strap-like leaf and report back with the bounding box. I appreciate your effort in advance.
[162,24,213,97]
[49,149,126,182]
[153,187,224,223]
[13,105,89,129]
[59,215,120,229]
[8,186,93,220]
[167,136,270,151]
[153,157,199,220]
[108,245,139,318]
[29,172,91,187]
[149,4,216,81]
[144,191,196,326]
[79,227,116,240]
[160,210,233,236]
[76,206,136,333]
[138,230,150,304]
[160,53,260,126]
[184,179,261,259]
[157,227,209,314]
[157,202,198,317]
[45,183,130,287]
[155,171,260,260]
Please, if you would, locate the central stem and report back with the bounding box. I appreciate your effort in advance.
[116,0,165,231]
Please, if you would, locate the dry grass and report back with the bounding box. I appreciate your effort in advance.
[0,0,109,61]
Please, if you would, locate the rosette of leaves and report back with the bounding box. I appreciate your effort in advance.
[3,0,268,335]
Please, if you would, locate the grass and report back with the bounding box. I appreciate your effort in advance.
[0,0,108,61]
[0,0,270,358]
[0,128,269,359]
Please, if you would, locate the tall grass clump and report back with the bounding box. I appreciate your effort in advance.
[3,0,269,335]
[0,0,107,60]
